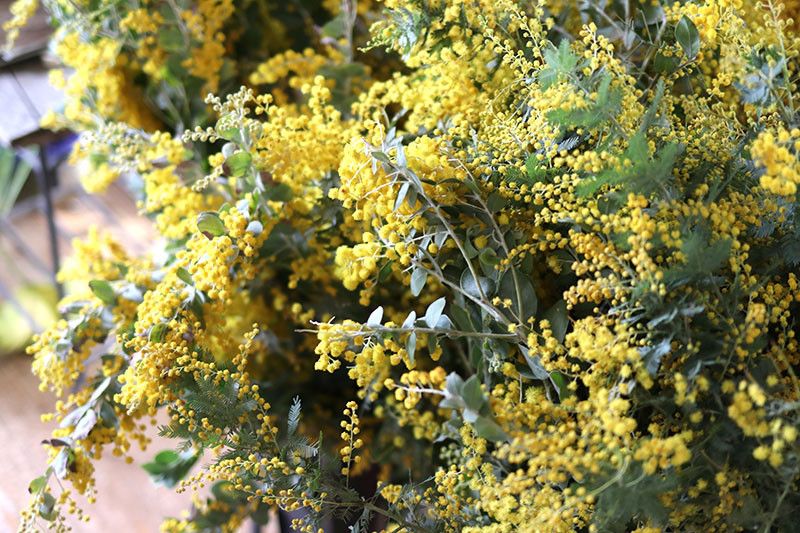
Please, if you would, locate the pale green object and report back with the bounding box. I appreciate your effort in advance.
[0,283,59,355]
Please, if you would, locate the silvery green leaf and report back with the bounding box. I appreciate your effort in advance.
[367,306,384,327]
[424,297,446,328]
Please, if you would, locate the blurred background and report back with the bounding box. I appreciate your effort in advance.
[0,1,199,530]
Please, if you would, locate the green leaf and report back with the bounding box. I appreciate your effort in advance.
[222,143,237,159]
[648,307,678,328]
[395,143,406,167]
[197,212,225,238]
[736,73,771,105]
[642,337,673,374]
[226,151,252,177]
[473,417,508,442]
[653,53,678,73]
[463,239,479,259]
[445,372,465,398]
[406,186,418,208]
[163,55,187,86]
[143,449,199,488]
[265,183,294,202]
[38,491,56,520]
[546,74,622,130]
[155,450,179,464]
[781,230,800,266]
[0,146,31,215]
[317,62,366,81]
[577,134,679,198]
[89,376,111,405]
[395,182,410,211]
[60,408,89,431]
[372,151,391,163]
[176,267,193,285]
[460,269,495,299]
[441,372,466,410]
[525,153,547,183]
[550,371,572,400]
[89,280,116,305]
[675,16,700,59]
[217,128,242,142]
[378,260,393,283]
[406,332,417,365]
[424,297,446,328]
[462,406,480,423]
[150,322,168,343]
[681,234,731,274]
[51,449,72,479]
[450,305,475,332]
[321,14,346,38]
[499,272,537,322]
[463,177,481,195]
[537,66,558,90]
[521,346,550,380]
[544,300,569,343]
[410,268,427,297]
[541,39,580,89]
[462,376,484,412]
[427,333,439,357]
[640,79,666,133]
[158,27,184,52]
[479,248,499,267]
[252,502,273,525]
[439,394,463,410]
[28,476,46,494]
[487,192,505,213]
[212,481,238,504]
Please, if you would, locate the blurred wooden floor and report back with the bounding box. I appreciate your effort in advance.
[0,353,192,532]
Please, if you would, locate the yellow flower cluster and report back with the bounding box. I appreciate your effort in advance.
[339,401,362,477]
[14,0,800,530]
[751,127,800,195]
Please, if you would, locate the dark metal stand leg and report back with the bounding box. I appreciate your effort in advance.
[32,147,62,298]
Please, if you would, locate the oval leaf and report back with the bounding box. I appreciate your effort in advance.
[226,151,252,177]
[378,260,393,283]
[150,322,168,344]
[402,311,416,329]
[406,332,417,365]
[424,297,446,328]
[28,476,46,494]
[367,306,384,327]
[72,410,97,440]
[197,212,225,238]
[410,268,427,297]
[176,267,193,285]
[499,271,537,322]
[460,269,495,300]
[675,16,700,59]
[544,300,569,343]
[473,417,508,442]
[38,491,56,520]
[462,376,484,412]
[246,220,263,236]
[89,280,116,305]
